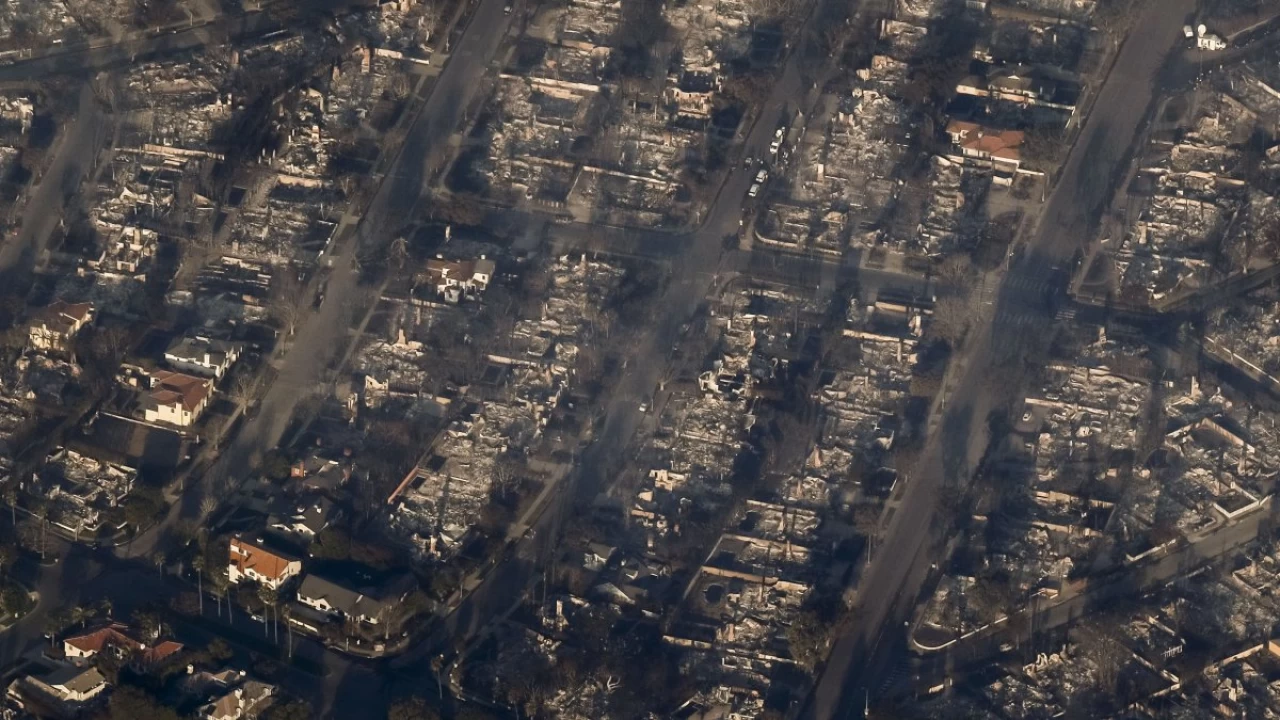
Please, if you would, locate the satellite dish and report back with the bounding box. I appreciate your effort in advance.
[1197,24,1207,37]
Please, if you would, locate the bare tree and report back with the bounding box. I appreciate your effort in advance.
[491,456,522,497]
[269,269,306,337]
[936,254,974,290]
[411,0,444,46]
[1075,621,1131,696]
[753,0,802,23]
[388,73,413,102]
[388,235,410,271]
[230,371,267,409]
[930,293,979,347]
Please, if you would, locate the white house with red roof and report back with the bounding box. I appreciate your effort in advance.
[227,537,301,590]
[142,369,213,427]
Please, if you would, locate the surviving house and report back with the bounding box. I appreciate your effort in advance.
[199,678,275,720]
[62,623,183,669]
[945,120,1025,174]
[164,335,243,379]
[267,495,337,540]
[419,256,496,303]
[227,537,301,590]
[28,300,93,353]
[295,574,393,625]
[62,623,143,660]
[142,369,213,427]
[26,665,109,704]
[954,63,1080,111]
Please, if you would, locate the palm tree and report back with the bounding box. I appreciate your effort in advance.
[282,605,294,658]
[31,500,49,561]
[3,484,16,526]
[0,544,14,581]
[69,604,97,630]
[44,615,63,648]
[99,597,113,619]
[192,555,205,615]
[258,585,277,640]
[153,552,166,577]
[210,572,229,621]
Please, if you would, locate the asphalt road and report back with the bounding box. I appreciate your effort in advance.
[800,0,1199,717]
[410,0,861,685]
[0,0,1196,717]
[0,85,106,288]
[0,0,515,714]
[120,0,510,554]
[239,0,515,715]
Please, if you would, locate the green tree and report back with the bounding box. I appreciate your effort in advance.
[132,609,164,641]
[206,637,233,663]
[787,608,830,672]
[455,707,501,720]
[1021,127,1067,172]
[0,586,29,616]
[261,451,293,482]
[125,485,165,529]
[263,700,313,720]
[308,527,351,560]
[388,697,440,720]
[0,542,15,580]
[103,686,180,720]
[44,607,73,643]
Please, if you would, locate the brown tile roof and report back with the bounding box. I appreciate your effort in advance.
[64,623,142,656]
[946,120,1024,162]
[229,537,296,581]
[137,640,184,666]
[149,370,212,412]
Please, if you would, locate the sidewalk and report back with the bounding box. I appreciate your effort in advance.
[911,502,1270,658]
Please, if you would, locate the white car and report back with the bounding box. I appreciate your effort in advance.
[748,183,760,198]
[755,169,768,184]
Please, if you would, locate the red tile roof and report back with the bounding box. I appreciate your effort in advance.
[229,537,296,582]
[946,120,1024,162]
[149,370,212,412]
[137,640,184,666]
[64,623,142,656]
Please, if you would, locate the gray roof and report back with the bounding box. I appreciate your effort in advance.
[268,493,336,536]
[297,574,388,620]
[165,335,241,363]
[44,665,106,695]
